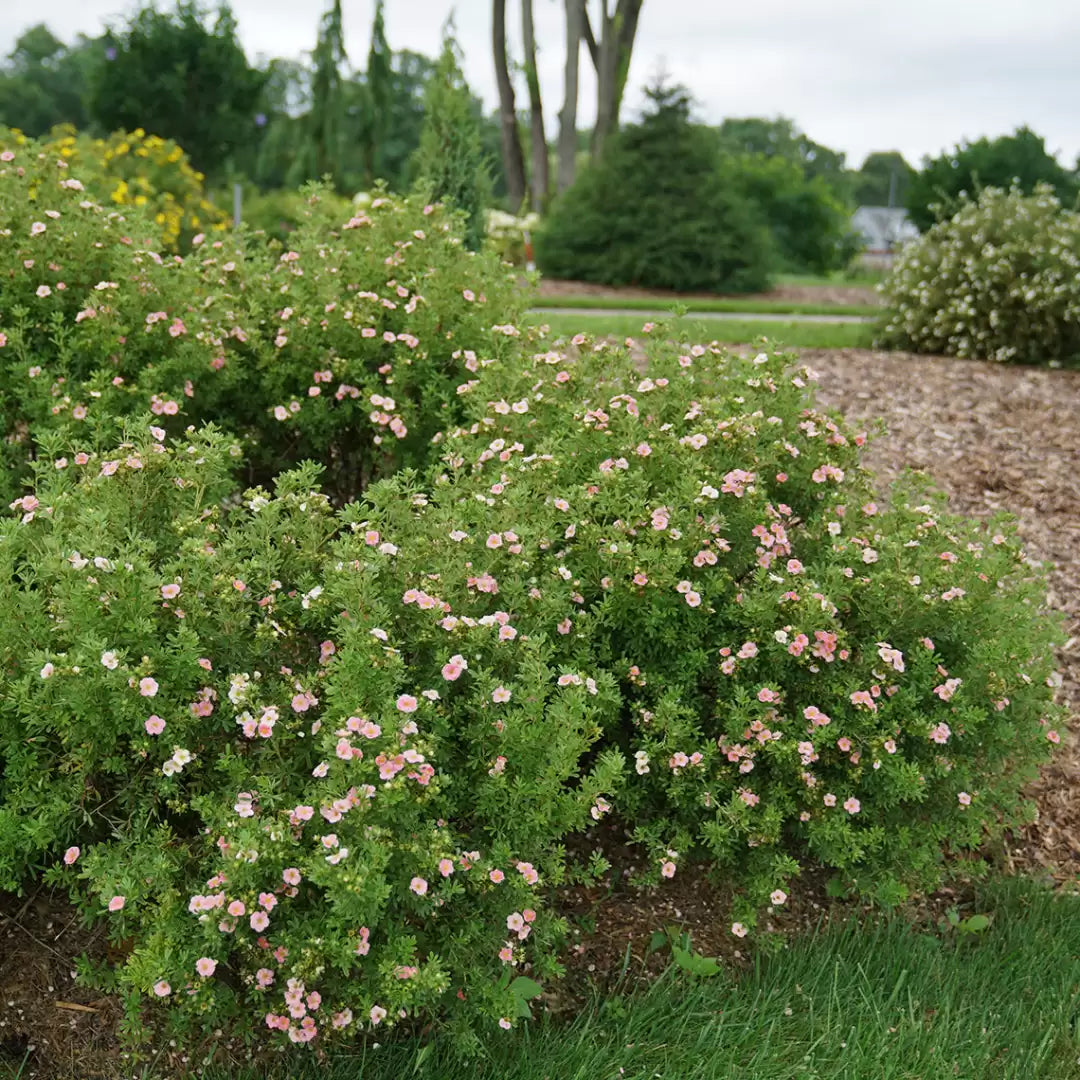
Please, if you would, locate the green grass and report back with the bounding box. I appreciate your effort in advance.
[777,268,887,288]
[529,312,876,350]
[530,295,881,318]
[202,878,1080,1080]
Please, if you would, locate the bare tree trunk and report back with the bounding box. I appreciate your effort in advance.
[557,0,584,193]
[492,0,527,211]
[521,0,550,211]
[586,0,644,160]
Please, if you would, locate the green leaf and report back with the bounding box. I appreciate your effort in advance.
[509,976,544,1001]
[671,943,721,977]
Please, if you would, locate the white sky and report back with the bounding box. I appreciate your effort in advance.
[3,0,1079,170]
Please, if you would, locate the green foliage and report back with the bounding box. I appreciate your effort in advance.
[89,2,265,182]
[411,27,492,252]
[906,126,1079,232]
[0,141,525,505]
[716,116,851,198]
[291,0,348,189]
[0,130,1068,1060]
[720,152,859,274]
[0,24,97,136]
[0,430,621,1046]
[363,0,392,183]
[537,85,776,293]
[879,185,1080,366]
[438,330,1064,917]
[854,151,915,207]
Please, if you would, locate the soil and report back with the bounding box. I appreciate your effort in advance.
[2,346,1077,1078]
[535,277,883,308]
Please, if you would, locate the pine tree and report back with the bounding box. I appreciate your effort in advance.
[411,24,492,251]
[537,82,777,292]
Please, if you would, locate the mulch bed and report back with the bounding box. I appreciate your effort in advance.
[2,347,1077,1078]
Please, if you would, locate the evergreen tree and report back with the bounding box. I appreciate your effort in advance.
[537,83,775,293]
[362,0,392,183]
[291,0,346,188]
[411,24,492,251]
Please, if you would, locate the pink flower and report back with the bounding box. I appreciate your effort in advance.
[396,694,418,713]
[770,889,787,905]
[283,868,301,885]
[1047,730,1061,744]
[108,895,126,912]
[685,591,701,607]
[227,900,246,917]
[153,980,171,997]
[160,583,180,600]
[843,797,861,814]
[196,957,217,977]
[63,846,80,865]
[823,793,837,807]
[660,860,676,878]
[492,686,511,703]
[370,1005,387,1025]
[731,922,748,938]
[409,876,428,896]
[439,858,455,877]
[499,1017,513,1030]
[250,911,269,931]
[139,677,159,698]
[958,791,972,806]
[489,869,505,883]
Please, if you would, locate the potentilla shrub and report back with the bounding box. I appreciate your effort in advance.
[436,324,1064,916]
[879,185,1080,367]
[0,137,528,503]
[0,425,622,1052]
[1,125,228,249]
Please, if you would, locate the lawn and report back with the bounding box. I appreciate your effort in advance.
[530,295,881,318]
[197,879,1080,1080]
[529,311,876,350]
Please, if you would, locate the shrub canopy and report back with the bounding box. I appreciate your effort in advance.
[879,185,1080,367]
[536,85,776,293]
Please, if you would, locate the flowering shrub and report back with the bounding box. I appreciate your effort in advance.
[436,324,1064,916]
[0,125,228,249]
[879,185,1080,367]
[0,426,622,1051]
[0,139,526,504]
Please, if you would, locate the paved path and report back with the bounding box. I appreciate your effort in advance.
[532,306,874,324]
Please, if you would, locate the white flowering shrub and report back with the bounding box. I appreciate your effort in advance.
[879,185,1080,367]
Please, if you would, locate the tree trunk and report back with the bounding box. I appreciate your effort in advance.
[557,0,584,193]
[492,0,527,211]
[587,0,643,160]
[521,0,550,211]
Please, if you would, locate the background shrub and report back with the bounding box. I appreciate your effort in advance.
[879,185,1080,366]
[536,84,775,293]
[0,138,527,505]
[721,151,860,275]
[1,124,228,248]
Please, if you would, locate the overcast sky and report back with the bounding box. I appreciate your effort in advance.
[3,0,1078,170]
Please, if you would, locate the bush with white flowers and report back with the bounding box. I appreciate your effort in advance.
[878,185,1080,367]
